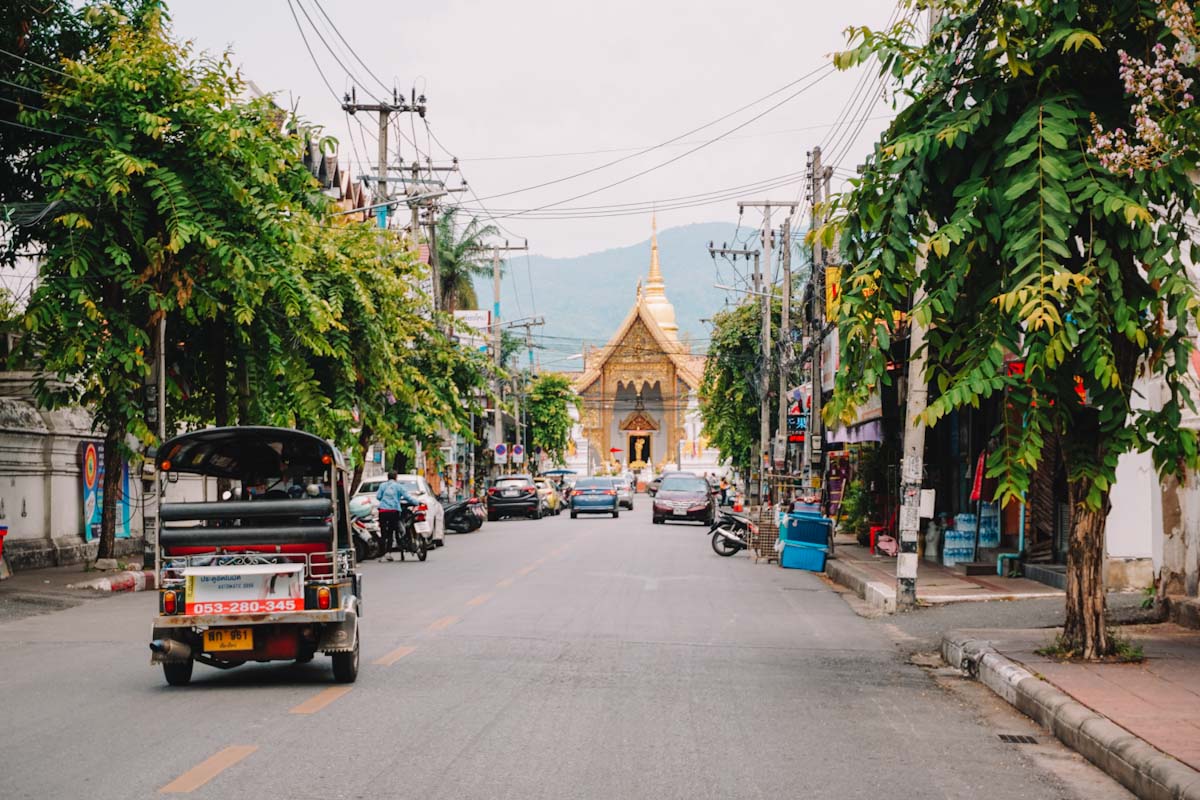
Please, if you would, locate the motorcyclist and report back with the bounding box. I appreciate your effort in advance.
[376,472,419,562]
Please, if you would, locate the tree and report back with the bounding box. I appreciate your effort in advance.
[699,298,780,471]
[17,9,325,558]
[433,209,498,313]
[0,1,152,267]
[824,0,1200,658]
[527,374,577,467]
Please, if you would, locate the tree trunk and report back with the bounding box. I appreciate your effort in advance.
[1062,476,1111,658]
[97,420,125,560]
[235,350,250,425]
[351,424,371,491]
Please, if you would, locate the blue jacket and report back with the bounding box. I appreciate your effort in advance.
[376,480,419,511]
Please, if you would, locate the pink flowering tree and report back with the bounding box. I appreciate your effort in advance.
[1092,1,1199,172]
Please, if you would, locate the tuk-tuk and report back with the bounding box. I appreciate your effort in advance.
[148,427,361,685]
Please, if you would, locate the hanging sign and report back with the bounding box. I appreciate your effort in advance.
[494,443,508,462]
[512,444,525,463]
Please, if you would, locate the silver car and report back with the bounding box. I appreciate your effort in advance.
[614,476,635,510]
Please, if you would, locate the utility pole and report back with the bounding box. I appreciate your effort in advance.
[778,217,792,469]
[805,148,825,489]
[709,241,760,495]
[342,87,425,230]
[738,200,797,485]
[485,241,529,470]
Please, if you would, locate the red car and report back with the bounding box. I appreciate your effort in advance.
[651,474,717,525]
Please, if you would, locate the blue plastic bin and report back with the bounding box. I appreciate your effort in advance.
[780,540,827,571]
[779,514,831,546]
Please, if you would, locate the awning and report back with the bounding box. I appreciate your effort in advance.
[826,420,883,444]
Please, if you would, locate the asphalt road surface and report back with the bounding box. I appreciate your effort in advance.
[0,503,1130,799]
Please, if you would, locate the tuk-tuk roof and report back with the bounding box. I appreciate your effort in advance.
[158,426,346,479]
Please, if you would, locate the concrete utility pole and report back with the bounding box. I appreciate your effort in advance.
[342,87,425,229]
[486,241,529,468]
[805,148,825,486]
[737,200,797,479]
[778,217,792,467]
[708,241,760,494]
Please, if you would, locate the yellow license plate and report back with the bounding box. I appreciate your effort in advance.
[204,627,254,652]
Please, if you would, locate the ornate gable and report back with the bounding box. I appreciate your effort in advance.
[619,410,659,431]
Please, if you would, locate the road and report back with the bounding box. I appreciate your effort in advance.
[0,502,1129,799]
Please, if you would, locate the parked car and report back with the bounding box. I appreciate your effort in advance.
[487,474,543,520]
[613,476,635,510]
[355,474,446,547]
[569,477,620,518]
[534,478,562,515]
[651,473,717,525]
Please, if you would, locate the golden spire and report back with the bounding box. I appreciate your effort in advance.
[641,213,678,336]
[648,213,664,289]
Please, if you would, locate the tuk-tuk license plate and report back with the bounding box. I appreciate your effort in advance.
[204,628,254,652]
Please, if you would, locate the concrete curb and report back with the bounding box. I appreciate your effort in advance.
[942,631,1200,800]
[825,555,896,613]
[66,570,156,593]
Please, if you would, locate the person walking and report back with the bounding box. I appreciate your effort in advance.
[376,472,419,562]
[719,476,730,507]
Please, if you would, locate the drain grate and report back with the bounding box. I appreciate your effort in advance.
[998,734,1038,744]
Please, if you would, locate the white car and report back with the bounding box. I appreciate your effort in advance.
[614,476,635,510]
[355,474,446,547]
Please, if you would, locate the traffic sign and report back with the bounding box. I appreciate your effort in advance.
[494,443,507,460]
[512,444,525,463]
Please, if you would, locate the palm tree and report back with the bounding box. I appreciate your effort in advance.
[435,209,499,313]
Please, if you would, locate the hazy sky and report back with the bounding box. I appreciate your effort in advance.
[168,0,900,258]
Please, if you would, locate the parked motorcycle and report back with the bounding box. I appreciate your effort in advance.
[390,505,429,562]
[444,497,484,533]
[349,495,384,561]
[709,510,756,557]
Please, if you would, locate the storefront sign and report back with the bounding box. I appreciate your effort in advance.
[184,564,304,615]
[825,265,842,317]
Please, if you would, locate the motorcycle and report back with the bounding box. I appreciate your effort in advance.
[709,510,756,557]
[444,497,484,533]
[388,504,429,562]
[349,495,385,561]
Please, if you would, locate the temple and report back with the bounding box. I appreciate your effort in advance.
[566,218,721,478]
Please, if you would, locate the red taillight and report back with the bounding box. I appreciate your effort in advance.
[603,490,616,495]
[487,487,498,495]
[162,590,177,615]
[415,502,428,522]
[524,485,536,493]
[317,587,331,610]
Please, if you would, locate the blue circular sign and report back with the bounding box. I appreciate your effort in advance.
[495,443,507,456]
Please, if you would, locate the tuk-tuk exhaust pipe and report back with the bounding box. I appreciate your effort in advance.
[150,638,192,660]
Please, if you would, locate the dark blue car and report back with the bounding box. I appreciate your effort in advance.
[569,477,620,519]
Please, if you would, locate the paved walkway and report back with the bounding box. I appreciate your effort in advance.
[832,539,1064,603]
[968,624,1200,773]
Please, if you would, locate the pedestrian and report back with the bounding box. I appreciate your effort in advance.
[719,476,730,507]
[376,472,418,562]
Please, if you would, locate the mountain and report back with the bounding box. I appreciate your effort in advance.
[474,222,744,362]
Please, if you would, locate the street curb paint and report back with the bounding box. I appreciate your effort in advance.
[942,631,1200,800]
[67,569,156,593]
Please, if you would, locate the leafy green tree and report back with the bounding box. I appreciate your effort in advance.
[527,374,578,467]
[434,209,498,312]
[0,1,152,267]
[17,9,325,558]
[825,0,1200,658]
[699,298,780,471]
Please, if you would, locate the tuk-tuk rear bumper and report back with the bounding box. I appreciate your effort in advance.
[153,608,347,628]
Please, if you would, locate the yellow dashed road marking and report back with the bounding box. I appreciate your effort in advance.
[159,745,257,793]
[289,686,352,715]
[427,615,460,632]
[373,645,416,666]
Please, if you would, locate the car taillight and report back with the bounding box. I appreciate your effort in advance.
[415,502,427,522]
[317,587,331,610]
[487,487,498,495]
[524,485,535,493]
[604,490,616,495]
[162,590,177,615]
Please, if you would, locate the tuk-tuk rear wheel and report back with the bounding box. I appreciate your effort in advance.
[162,659,194,686]
[331,638,359,683]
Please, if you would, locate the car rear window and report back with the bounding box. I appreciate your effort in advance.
[493,478,530,489]
[660,476,707,492]
[576,478,613,489]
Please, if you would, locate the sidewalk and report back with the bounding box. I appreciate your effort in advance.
[945,624,1200,799]
[826,540,1063,612]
